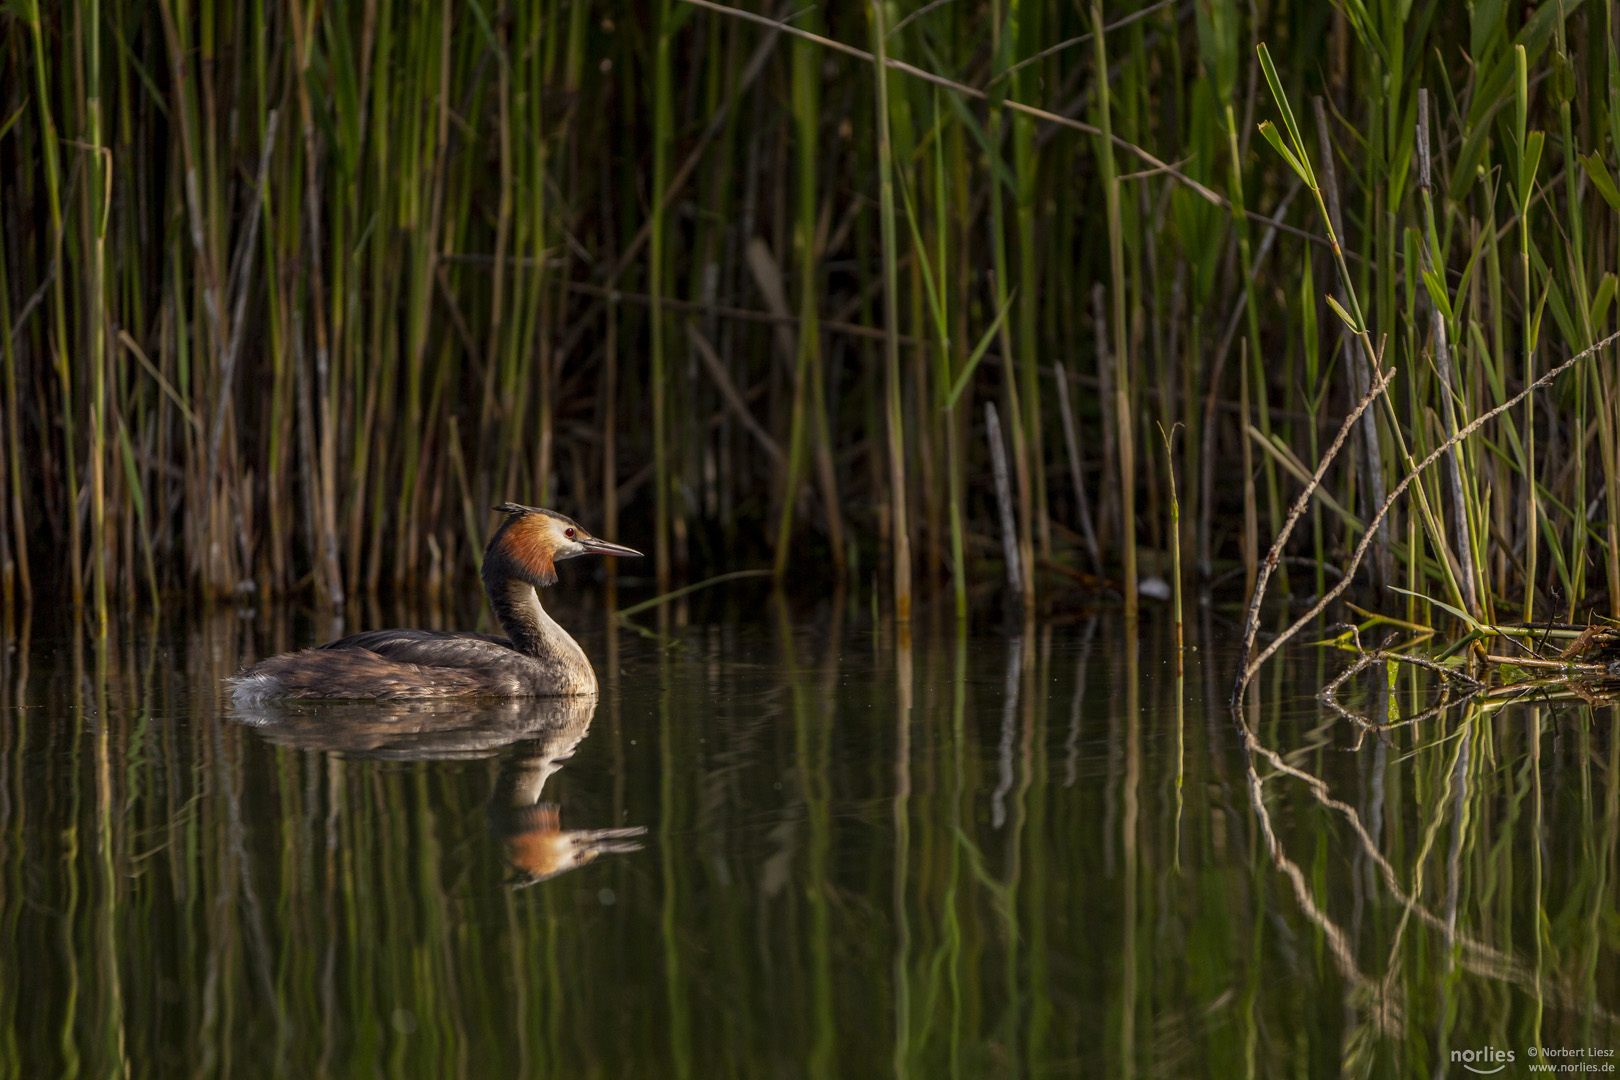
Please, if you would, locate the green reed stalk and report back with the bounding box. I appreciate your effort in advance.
[1259,44,1466,616]
[983,2,1033,610]
[322,5,368,592]
[395,0,452,588]
[1239,342,1257,601]
[897,92,967,616]
[1299,257,1326,600]
[1552,14,1589,615]
[650,0,673,591]
[774,14,821,582]
[1603,0,1620,615]
[934,94,966,620]
[86,0,109,635]
[1009,0,1047,566]
[1417,91,1478,618]
[0,268,21,615]
[1224,100,1286,597]
[871,0,910,622]
[1515,45,1544,621]
[26,0,82,607]
[546,0,582,509]
[1093,0,1135,619]
[1160,424,1182,651]
[285,0,341,605]
[0,135,29,612]
[312,0,354,595]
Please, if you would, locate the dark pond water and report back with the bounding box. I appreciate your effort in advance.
[1,590,1616,1077]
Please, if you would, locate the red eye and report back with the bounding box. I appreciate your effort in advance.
[565,528,575,538]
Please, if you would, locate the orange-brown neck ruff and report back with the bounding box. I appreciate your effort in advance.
[503,804,562,833]
[484,515,557,588]
[480,512,564,661]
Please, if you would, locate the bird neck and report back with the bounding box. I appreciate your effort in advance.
[485,574,571,660]
[480,543,597,695]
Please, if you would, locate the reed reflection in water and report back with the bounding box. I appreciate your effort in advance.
[235,696,648,887]
[0,599,1615,1077]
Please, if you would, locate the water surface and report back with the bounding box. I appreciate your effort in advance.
[1,597,1615,1077]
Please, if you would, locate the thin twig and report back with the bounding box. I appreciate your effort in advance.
[119,329,198,430]
[209,108,280,477]
[680,0,1226,208]
[7,262,54,348]
[985,0,1177,87]
[685,321,786,467]
[886,0,960,38]
[559,278,923,346]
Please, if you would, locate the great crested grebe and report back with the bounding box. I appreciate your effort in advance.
[229,503,640,703]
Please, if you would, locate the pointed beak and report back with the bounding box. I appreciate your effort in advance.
[578,536,642,558]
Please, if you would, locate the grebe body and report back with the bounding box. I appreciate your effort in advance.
[229,504,639,703]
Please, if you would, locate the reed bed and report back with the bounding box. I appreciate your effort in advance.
[2,0,1619,629]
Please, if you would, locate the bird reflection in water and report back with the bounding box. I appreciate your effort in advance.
[489,750,647,887]
[230,695,646,885]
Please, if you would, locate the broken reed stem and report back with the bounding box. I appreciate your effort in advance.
[1232,329,1620,704]
[1055,363,1103,578]
[986,402,1022,601]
